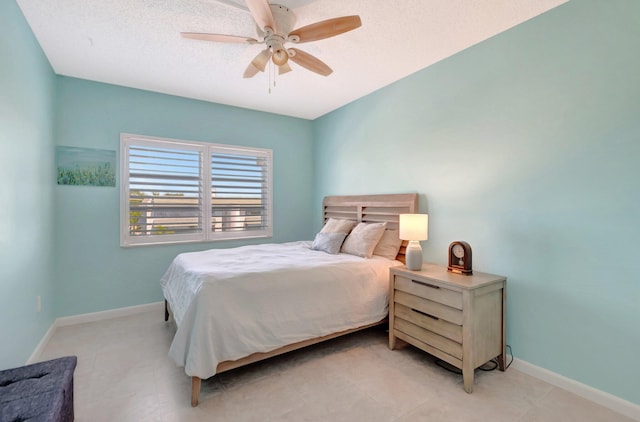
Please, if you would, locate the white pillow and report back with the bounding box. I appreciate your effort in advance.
[373,230,403,260]
[320,218,357,234]
[341,222,387,258]
[311,232,347,254]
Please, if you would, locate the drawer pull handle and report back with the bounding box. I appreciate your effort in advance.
[412,279,440,289]
[412,308,439,320]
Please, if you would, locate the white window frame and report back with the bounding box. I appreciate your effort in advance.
[120,133,273,247]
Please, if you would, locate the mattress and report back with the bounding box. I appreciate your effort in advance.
[160,241,397,379]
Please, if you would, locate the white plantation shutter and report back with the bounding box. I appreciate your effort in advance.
[210,146,271,239]
[121,134,272,246]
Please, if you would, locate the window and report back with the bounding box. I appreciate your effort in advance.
[120,133,272,246]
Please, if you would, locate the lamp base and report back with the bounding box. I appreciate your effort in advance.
[405,240,423,271]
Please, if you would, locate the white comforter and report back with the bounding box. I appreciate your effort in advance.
[161,241,396,379]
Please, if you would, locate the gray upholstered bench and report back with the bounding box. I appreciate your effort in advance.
[0,356,77,422]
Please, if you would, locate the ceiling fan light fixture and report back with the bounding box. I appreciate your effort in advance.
[272,47,288,66]
[279,62,292,75]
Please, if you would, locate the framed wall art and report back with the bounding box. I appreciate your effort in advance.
[56,146,116,187]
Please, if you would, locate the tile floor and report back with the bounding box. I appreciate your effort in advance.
[37,310,634,422]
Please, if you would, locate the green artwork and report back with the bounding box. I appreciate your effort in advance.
[56,146,116,187]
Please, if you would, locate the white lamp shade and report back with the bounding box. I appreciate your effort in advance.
[399,214,429,241]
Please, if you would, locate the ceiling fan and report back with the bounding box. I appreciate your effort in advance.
[181,0,362,78]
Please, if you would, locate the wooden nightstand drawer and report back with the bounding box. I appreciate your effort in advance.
[389,264,507,394]
[394,303,462,343]
[394,290,463,325]
[394,318,463,360]
[394,275,462,310]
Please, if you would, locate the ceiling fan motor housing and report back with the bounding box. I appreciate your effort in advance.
[257,4,297,65]
[257,4,296,39]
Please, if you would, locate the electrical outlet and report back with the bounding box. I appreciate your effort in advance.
[36,295,41,313]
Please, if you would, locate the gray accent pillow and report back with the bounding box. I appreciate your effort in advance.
[311,232,348,254]
[341,222,387,258]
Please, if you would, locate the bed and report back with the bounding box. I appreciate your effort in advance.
[161,193,418,406]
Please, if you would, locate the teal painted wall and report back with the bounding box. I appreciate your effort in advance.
[313,0,640,404]
[0,1,56,367]
[54,77,315,317]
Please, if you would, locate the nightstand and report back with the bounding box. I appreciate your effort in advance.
[389,263,507,393]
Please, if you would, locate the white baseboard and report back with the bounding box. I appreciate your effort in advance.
[512,358,640,421]
[27,301,164,364]
[55,301,163,327]
[26,321,58,365]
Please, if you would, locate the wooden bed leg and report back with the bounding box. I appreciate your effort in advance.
[164,300,169,322]
[191,376,201,407]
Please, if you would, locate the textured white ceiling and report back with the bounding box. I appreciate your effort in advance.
[17,0,568,120]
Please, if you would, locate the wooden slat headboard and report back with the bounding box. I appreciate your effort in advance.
[322,193,419,263]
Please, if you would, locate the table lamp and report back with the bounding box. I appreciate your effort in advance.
[399,214,429,271]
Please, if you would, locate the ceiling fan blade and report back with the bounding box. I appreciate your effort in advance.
[288,48,333,76]
[181,32,258,44]
[289,16,362,43]
[246,0,276,32]
[278,62,292,75]
[251,49,272,72]
[243,63,260,78]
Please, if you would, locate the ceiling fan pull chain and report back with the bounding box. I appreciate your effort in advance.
[273,63,277,88]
